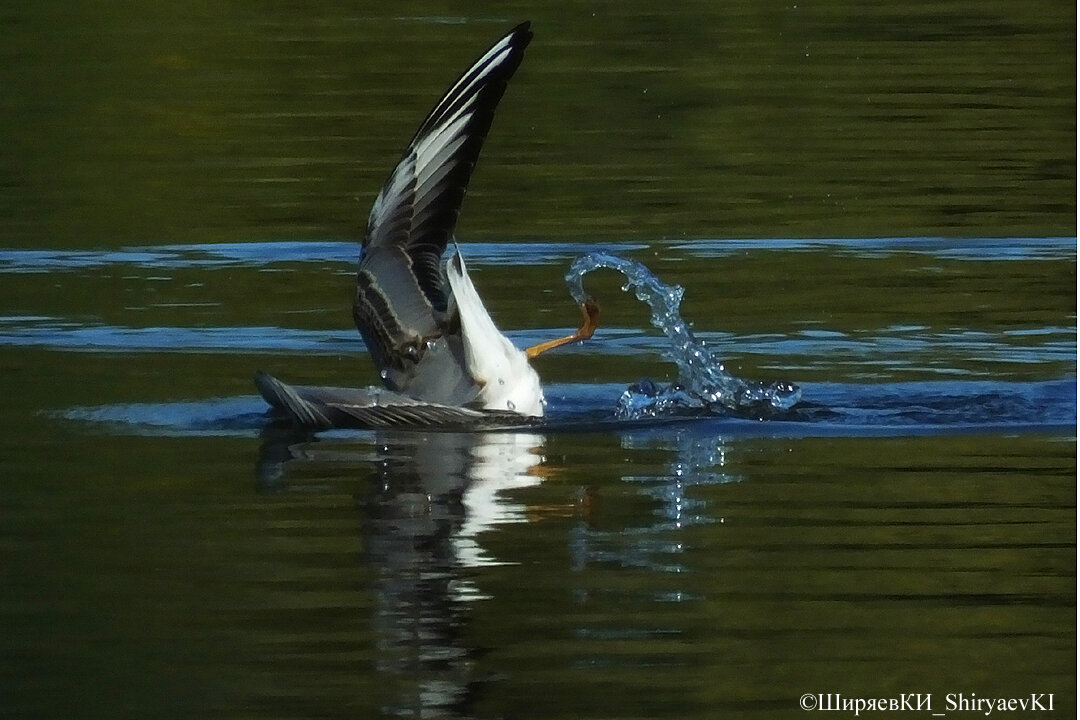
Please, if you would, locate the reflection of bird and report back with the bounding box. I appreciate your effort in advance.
[253,427,547,716]
[257,21,598,429]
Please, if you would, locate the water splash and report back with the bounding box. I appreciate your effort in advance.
[566,252,801,419]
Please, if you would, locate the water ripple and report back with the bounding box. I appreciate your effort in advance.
[59,378,1075,438]
[1,317,1071,376]
[669,236,1076,261]
[0,237,1071,274]
[0,240,648,274]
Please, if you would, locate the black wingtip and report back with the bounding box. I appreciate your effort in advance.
[508,22,533,55]
[511,20,533,39]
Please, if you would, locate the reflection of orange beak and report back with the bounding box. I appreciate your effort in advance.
[523,466,599,525]
[525,297,600,359]
[527,463,560,480]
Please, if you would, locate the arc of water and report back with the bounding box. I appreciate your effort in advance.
[565,252,800,418]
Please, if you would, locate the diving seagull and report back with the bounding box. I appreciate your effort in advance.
[256,22,598,429]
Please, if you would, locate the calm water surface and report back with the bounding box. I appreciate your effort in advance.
[1,4,1075,719]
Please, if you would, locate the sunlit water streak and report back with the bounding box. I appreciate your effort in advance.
[670,236,1075,261]
[1,318,1073,371]
[0,236,1072,273]
[0,241,647,273]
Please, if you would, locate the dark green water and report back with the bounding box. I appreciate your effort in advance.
[1,4,1075,719]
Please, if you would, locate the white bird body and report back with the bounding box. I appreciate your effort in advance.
[445,251,544,416]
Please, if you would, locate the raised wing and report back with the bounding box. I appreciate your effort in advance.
[353,22,533,389]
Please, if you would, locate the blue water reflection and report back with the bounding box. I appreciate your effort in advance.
[0,237,1072,275]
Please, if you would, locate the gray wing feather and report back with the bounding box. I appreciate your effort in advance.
[394,335,480,407]
[256,370,511,429]
[353,22,533,395]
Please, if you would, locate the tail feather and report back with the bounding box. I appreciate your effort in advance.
[255,370,336,428]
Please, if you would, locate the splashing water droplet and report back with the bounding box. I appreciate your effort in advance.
[565,252,801,419]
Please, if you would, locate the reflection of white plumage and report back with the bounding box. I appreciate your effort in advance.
[257,22,598,429]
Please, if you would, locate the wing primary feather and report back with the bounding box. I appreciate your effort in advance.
[354,22,533,395]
